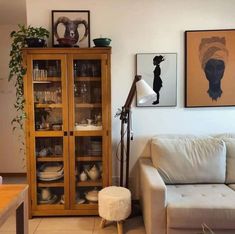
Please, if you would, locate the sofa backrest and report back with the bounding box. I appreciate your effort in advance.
[150,135,226,184]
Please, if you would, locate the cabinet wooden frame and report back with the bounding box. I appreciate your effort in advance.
[23,47,112,216]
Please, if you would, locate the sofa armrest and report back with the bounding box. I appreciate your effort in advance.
[139,158,166,234]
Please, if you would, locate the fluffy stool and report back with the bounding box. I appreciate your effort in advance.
[98,186,131,234]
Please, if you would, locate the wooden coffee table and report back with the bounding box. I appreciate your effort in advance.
[0,184,28,234]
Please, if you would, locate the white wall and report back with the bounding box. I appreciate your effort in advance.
[0,25,26,173]
[26,0,235,195]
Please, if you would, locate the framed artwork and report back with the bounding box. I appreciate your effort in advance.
[51,10,90,48]
[136,53,177,107]
[185,29,235,107]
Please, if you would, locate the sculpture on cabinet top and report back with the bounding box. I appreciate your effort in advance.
[52,10,90,47]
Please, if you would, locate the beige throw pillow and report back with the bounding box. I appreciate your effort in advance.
[151,135,226,184]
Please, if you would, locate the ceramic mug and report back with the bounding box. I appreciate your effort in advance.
[87,119,92,125]
[41,188,51,201]
[79,171,88,182]
[54,145,63,155]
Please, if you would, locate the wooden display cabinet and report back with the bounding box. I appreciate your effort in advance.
[23,48,111,216]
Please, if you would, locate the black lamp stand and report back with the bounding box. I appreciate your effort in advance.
[119,75,141,188]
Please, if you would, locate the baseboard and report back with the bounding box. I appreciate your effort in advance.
[0,173,27,177]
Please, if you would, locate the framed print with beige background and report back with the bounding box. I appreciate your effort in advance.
[136,53,177,107]
[185,29,235,107]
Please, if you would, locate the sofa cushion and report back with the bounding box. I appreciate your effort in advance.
[167,184,235,229]
[228,184,235,191]
[214,135,235,183]
[151,135,226,184]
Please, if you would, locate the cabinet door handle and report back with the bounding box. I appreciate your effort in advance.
[64,131,68,136]
[70,131,74,136]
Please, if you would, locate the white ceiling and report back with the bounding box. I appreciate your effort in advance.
[0,0,26,25]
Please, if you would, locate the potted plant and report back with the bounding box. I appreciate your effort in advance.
[8,24,49,131]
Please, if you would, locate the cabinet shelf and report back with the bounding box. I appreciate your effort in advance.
[76,203,98,209]
[75,103,101,108]
[76,157,102,162]
[37,204,64,209]
[35,131,63,137]
[77,180,102,187]
[37,156,63,162]
[37,181,64,187]
[75,77,101,82]
[35,103,63,108]
[33,77,61,83]
[74,131,103,137]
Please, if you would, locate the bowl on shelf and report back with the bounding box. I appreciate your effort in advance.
[85,188,99,203]
[93,38,111,47]
[52,124,62,131]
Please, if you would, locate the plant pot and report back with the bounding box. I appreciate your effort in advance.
[25,38,46,47]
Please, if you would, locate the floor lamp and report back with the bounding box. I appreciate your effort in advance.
[118,75,156,188]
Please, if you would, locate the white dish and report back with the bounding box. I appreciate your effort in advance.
[75,125,102,131]
[41,165,63,173]
[38,194,58,204]
[37,168,64,177]
[77,198,85,204]
[38,174,64,181]
[60,195,65,204]
[85,190,98,202]
[39,163,63,173]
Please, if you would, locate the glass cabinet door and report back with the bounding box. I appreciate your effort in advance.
[28,55,69,210]
[69,55,107,209]
[73,59,102,131]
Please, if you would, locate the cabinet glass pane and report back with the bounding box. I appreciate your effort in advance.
[73,59,102,131]
[35,137,64,206]
[33,60,61,80]
[75,136,103,205]
[33,60,63,131]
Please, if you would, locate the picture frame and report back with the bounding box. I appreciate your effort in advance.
[185,29,235,107]
[51,10,90,48]
[136,53,177,107]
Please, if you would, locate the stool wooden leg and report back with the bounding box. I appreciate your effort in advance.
[100,218,106,228]
[117,221,123,234]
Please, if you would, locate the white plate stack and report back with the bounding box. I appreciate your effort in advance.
[88,141,102,156]
[37,163,64,181]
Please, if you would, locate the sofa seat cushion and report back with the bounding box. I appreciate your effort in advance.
[151,135,226,184]
[167,184,235,229]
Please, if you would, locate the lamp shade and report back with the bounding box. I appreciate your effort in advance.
[136,79,156,104]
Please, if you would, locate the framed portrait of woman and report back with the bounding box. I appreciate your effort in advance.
[185,29,235,107]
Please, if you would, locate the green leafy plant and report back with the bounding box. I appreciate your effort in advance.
[8,24,49,131]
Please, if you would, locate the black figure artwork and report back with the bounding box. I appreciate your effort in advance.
[152,55,165,105]
[199,37,228,101]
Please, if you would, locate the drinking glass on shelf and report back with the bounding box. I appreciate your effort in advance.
[93,87,101,103]
[80,83,88,103]
[80,63,87,77]
[55,87,62,103]
[91,62,99,77]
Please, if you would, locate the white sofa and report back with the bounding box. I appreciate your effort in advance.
[139,134,235,234]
